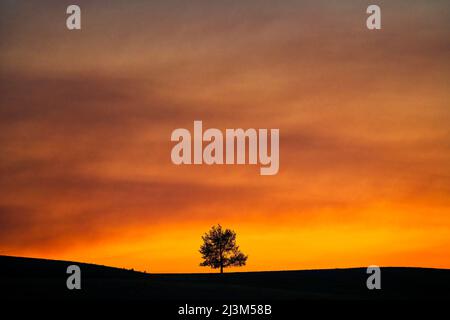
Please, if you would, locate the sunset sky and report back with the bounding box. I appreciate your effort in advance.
[1,0,449,272]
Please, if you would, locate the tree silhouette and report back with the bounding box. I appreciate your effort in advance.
[199,224,247,273]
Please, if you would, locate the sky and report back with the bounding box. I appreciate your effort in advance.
[0,0,449,272]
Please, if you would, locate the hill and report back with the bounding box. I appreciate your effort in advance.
[1,255,449,300]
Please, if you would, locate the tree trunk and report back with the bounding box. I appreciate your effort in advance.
[219,240,223,274]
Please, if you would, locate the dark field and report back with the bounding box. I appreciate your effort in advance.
[1,255,449,300]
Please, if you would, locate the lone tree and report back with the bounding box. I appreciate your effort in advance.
[199,224,248,273]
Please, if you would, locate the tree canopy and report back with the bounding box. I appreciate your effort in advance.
[199,224,247,273]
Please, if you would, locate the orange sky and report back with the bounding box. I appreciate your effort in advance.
[0,0,449,272]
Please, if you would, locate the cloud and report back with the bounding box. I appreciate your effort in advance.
[0,0,449,269]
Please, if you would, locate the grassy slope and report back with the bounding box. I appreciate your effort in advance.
[1,255,449,300]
